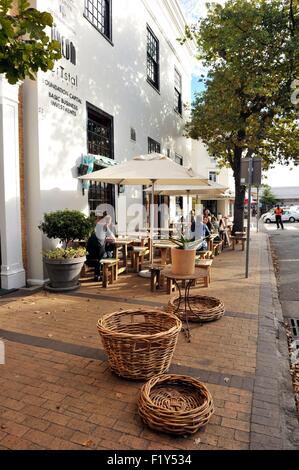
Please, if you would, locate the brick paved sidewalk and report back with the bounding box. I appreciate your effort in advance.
[0,232,298,450]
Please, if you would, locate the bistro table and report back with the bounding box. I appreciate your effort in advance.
[161,267,207,342]
[113,238,134,274]
[153,241,176,265]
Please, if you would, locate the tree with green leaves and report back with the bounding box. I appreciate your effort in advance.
[184,0,299,232]
[0,0,61,84]
[260,184,277,211]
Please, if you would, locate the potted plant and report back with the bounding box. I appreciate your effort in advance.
[39,210,93,291]
[170,236,203,276]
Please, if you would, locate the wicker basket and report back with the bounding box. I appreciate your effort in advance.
[138,374,214,435]
[167,295,225,323]
[97,309,182,380]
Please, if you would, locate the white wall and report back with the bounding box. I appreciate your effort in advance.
[23,0,194,282]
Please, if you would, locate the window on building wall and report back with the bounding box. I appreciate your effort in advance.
[148,137,161,153]
[87,103,115,211]
[147,26,159,91]
[84,0,112,41]
[175,154,183,166]
[174,68,182,115]
[130,127,136,142]
[209,171,217,183]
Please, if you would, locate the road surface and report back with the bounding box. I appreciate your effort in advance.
[263,221,299,321]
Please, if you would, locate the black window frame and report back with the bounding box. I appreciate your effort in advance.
[174,68,182,116]
[146,25,160,92]
[87,102,114,159]
[209,171,217,183]
[175,153,183,166]
[86,103,115,212]
[148,137,161,154]
[84,0,113,44]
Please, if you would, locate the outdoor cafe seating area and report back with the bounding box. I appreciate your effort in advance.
[75,155,246,436]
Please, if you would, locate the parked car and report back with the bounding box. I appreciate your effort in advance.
[264,209,299,223]
[261,207,290,221]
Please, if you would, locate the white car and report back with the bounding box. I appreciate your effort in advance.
[264,210,299,224]
[261,207,290,221]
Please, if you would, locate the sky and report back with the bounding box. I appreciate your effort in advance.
[179,0,299,188]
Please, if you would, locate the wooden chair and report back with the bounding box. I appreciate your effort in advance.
[196,250,213,260]
[213,240,224,256]
[131,247,150,272]
[195,259,213,286]
[150,266,165,292]
[100,259,118,288]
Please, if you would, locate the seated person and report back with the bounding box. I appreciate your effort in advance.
[211,215,219,233]
[86,233,105,281]
[192,214,211,252]
[203,208,213,232]
[218,217,226,241]
[103,215,116,258]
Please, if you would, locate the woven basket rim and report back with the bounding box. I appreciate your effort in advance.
[140,374,213,415]
[97,309,182,339]
[170,295,223,305]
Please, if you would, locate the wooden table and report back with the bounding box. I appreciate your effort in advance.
[113,239,134,274]
[161,268,208,342]
[153,242,176,265]
[231,235,246,251]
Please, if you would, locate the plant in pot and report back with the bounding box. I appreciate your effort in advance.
[170,236,203,276]
[39,210,93,292]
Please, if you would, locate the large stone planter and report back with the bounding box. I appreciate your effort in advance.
[44,256,86,292]
[171,248,195,276]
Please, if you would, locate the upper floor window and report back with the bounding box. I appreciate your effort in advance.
[84,0,112,41]
[175,154,183,166]
[147,26,159,91]
[148,137,161,154]
[87,103,114,158]
[174,69,182,115]
[209,171,217,183]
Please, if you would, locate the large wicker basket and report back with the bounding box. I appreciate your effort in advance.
[138,374,214,435]
[167,295,225,323]
[97,309,182,380]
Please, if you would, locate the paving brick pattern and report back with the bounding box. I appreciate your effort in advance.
[0,232,297,450]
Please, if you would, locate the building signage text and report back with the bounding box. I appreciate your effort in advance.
[44,79,82,117]
[51,24,76,66]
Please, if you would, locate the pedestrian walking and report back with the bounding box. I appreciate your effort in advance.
[275,205,284,230]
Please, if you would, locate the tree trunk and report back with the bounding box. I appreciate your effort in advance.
[232,147,246,234]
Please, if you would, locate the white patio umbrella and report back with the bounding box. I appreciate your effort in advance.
[145,182,229,231]
[79,153,209,266]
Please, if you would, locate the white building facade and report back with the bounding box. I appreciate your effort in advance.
[0,0,235,290]
[20,0,195,285]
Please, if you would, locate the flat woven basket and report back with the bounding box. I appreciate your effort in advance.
[97,309,182,380]
[138,374,214,435]
[167,295,225,323]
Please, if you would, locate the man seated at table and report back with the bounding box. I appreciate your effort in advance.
[96,214,116,259]
[192,214,211,252]
[86,232,106,281]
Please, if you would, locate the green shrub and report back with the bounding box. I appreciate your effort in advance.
[39,210,93,246]
[43,248,86,260]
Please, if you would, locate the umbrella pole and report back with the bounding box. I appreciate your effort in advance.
[187,190,190,237]
[150,180,155,266]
